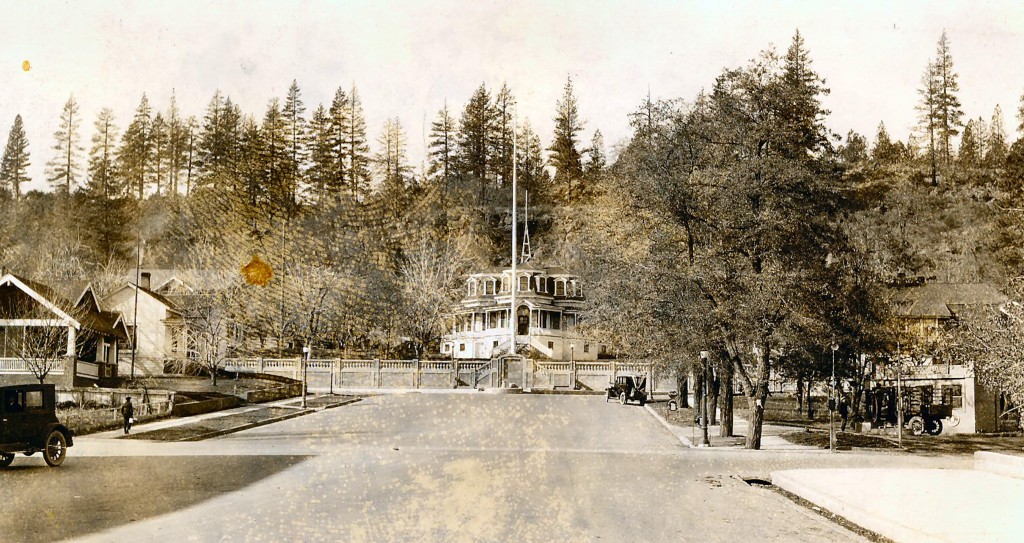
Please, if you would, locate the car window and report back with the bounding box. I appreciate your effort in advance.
[4,390,24,412]
[25,391,43,409]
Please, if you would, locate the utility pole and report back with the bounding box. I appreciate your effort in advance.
[830,342,838,453]
[130,237,143,382]
[302,345,309,408]
[700,351,711,447]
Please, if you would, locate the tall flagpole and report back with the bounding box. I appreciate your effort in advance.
[510,107,517,356]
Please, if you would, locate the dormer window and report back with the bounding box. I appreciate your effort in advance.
[555,281,565,297]
[537,276,546,293]
[468,280,477,296]
[501,276,510,292]
[519,275,529,292]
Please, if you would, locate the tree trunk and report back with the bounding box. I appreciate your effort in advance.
[745,344,771,450]
[708,367,720,425]
[720,364,734,437]
[806,375,815,419]
[795,374,804,413]
[677,374,689,408]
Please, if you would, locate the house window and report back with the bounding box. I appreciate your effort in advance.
[493,340,498,348]
[548,341,554,350]
[583,344,590,353]
[519,276,529,291]
[459,343,465,352]
[555,281,565,296]
[942,385,963,408]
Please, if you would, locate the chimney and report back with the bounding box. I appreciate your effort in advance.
[140,272,151,290]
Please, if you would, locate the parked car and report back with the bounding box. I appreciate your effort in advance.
[1,384,74,467]
[606,374,647,406]
[866,384,952,436]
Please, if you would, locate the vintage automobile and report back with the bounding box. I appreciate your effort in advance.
[1,384,74,467]
[606,374,648,406]
[866,384,952,436]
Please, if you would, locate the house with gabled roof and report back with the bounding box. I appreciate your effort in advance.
[0,272,129,387]
[104,278,189,378]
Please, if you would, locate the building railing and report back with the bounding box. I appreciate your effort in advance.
[0,357,68,375]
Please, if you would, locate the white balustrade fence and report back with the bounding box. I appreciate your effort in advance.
[221,357,657,392]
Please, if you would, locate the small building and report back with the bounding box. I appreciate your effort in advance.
[0,273,128,388]
[441,262,606,361]
[878,282,1017,433]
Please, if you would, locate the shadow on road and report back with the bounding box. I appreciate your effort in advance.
[0,455,310,543]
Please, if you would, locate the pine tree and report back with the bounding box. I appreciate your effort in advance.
[281,80,307,205]
[150,112,168,196]
[183,116,198,195]
[986,104,1009,169]
[840,130,868,165]
[0,114,31,199]
[517,119,550,201]
[46,95,85,194]
[491,83,516,188]
[261,98,290,214]
[307,103,334,204]
[165,91,187,195]
[871,122,900,165]
[197,90,242,186]
[375,117,410,183]
[86,108,120,198]
[782,30,831,157]
[119,94,153,199]
[343,84,371,199]
[327,87,350,193]
[428,102,457,194]
[458,83,494,201]
[917,60,941,184]
[549,77,584,200]
[585,129,606,176]
[958,120,980,170]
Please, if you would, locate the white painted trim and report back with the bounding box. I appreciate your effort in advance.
[0,274,80,329]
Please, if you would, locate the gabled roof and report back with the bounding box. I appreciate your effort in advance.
[0,273,81,328]
[891,283,1008,319]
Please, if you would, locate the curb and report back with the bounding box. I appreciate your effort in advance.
[643,403,694,448]
[771,470,924,543]
[181,398,362,441]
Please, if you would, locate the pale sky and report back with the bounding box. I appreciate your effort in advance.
[2,0,1024,193]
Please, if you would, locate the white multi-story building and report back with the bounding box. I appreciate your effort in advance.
[441,262,606,361]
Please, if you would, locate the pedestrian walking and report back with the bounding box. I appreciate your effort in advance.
[838,395,850,432]
[121,397,134,434]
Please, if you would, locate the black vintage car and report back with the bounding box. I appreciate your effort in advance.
[1,384,74,467]
[606,374,647,406]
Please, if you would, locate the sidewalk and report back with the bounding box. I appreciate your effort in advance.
[644,402,822,451]
[80,394,359,441]
[772,451,1024,543]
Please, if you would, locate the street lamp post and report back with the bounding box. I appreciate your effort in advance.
[570,343,575,390]
[830,342,839,453]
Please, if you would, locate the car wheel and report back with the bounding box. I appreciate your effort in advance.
[908,416,925,436]
[0,453,13,467]
[619,392,628,405]
[43,430,67,467]
[926,418,943,436]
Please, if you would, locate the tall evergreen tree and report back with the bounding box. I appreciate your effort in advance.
[165,91,187,195]
[46,95,84,194]
[343,84,371,199]
[327,87,350,194]
[281,79,307,205]
[0,114,31,199]
[917,60,941,184]
[986,104,1009,169]
[183,115,198,195]
[428,102,457,194]
[491,83,516,188]
[306,103,334,204]
[150,112,168,196]
[375,117,410,183]
[86,108,120,198]
[782,30,832,157]
[260,98,291,215]
[549,77,585,200]
[958,119,981,170]
[517,119,550,201]
[871,122,900,165]
[458,83,494,201]
[919,31,963,183]
[197,90,242,186]
[119,94,154,199]
[585,129,606,176]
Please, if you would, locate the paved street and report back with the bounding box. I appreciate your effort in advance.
[5,394,973,542]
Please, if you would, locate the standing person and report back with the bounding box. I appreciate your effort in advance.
[121,397,134,434]
[838,394,850,432]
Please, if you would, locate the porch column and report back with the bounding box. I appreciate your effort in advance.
[66,326,76,357]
